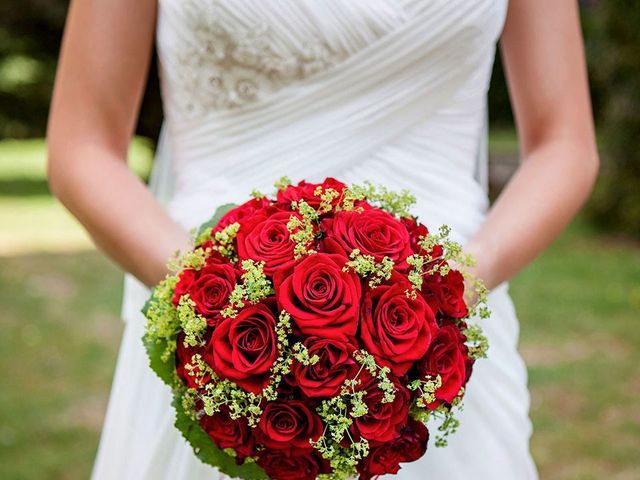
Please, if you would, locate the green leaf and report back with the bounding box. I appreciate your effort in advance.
[173,394,268,480]
[142,329,178,387]
[141,290,155,317]
[196,203,237,239]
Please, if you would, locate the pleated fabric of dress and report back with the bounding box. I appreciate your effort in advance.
[91,0,539,478]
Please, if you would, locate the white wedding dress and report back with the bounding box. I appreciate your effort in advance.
[92,0,538,478]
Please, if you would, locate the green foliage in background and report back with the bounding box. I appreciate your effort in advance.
[0,1,67,138]
[0,0,162,140]
[583,1,640,238]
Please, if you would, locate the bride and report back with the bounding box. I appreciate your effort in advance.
[47,0,598,478]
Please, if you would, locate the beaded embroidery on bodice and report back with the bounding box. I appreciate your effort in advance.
[171,1,342,114]
[157,0,413,118]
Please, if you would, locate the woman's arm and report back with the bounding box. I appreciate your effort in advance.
[464,0,599,291]
[47,0,191,287]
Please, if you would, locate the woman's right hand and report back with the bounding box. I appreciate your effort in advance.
[47,0,190,287]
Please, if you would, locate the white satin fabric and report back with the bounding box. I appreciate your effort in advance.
[92,1,538,478]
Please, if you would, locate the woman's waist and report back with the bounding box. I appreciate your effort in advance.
[165,169,488,246]
[162,113,490,242]
[167,104,486,187]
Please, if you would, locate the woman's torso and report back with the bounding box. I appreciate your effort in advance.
[154,0,508,244]
[100,6,538,479]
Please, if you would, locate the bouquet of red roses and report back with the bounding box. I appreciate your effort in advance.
[143,177,489,480]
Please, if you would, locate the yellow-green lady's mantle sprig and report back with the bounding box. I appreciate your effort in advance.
[314,185,342,214]
[287,199,319,258]
[167,243,209,273]
[273,175,346,213]
[346,181,416,218]
[273,175,292,192]
[400,224,491,447]
[260,310,295,402]
[144,232,230,374]
[143,274,181,367]
[312,350,395,479]
[406,375,465,448]
[176,295,208,348]
[193,221,240,262]
[407,374,443,410]
[403,224,491,361]
[220,259,273,318]
[143,259,208,397]
[343,249,394,288]
[462,323,490,360]
[180,371,265,429]
[413,224,491,324]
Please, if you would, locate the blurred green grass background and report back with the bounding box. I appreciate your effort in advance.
[0,136,639,480]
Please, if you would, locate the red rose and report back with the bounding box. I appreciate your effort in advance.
[417,324,470,405]
[276,178,346,210]
[274,252,361,341]
[400,216,444,259]
[208,303,279,394]
[172,254,238,327]
[291,337,359,398]
[463,337,475,385]
[172,269,196,306]
[421,269,468,319]
[199,407,255,463]
[257,448,331,480]
[357,419,429,480]
[350,372,410,443]
[236,210,299,276]
[175,331,211,390]
[360,276,437,376]
[257,400,324,452]
[213,197,271,233]
[322,208,413,270]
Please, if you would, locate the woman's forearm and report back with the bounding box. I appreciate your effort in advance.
[464,138,599,291]
[46,0,174,286]
[467,0,601,292]
[48,143,191,287]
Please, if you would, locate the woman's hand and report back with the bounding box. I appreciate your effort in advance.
[450,239,497,309]
[47,0,190,287]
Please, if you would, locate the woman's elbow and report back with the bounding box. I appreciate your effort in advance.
[46,134,83,205]
[583,144,601,193]
[46,140,68,201]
